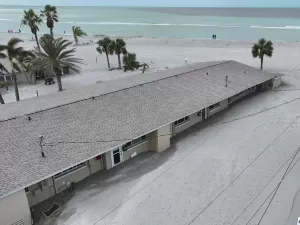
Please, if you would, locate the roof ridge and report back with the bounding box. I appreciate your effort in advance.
[0,61,230,123]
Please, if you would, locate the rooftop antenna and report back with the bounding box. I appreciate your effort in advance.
[225,75,228,87]
[39,135,45,158]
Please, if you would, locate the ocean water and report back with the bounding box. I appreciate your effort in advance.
[1,6,300,41]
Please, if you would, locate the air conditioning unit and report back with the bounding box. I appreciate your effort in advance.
[32,188,41,196]
[42,179,48,187]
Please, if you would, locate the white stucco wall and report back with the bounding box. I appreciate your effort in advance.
[0,190,31,225]
[27,158,104,206]
[104,151,113,170]
[207,99,228,117]
[123,141,149,161]
[89,157,104,174]
[26,177,55,207]
[273,77,281,89]
[156,124,171,152]
[54,166,90,193]
[174,111,202,134]
[149,124,171,153]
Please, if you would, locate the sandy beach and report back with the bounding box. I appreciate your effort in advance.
[1,33,300,103]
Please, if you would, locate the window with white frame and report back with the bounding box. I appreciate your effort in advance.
[174,116,189,127]
[209,103,221,111]
[54,162,86,179]
[123,135,147,151]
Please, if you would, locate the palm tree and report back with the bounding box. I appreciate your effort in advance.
[0,38,33,101]
[0,63,8,104]
[18,54,36,84]
[96,37,114,69]
[123,53,139,72]
[252,38,274,70]
[30,37,82,92]
[111,38,127,69]
[72,26,87,44]
[21,9,42,51]
[0,91,4,104]
[41,5,58,37]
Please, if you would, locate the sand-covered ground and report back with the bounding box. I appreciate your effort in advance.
[2,34,300,225]
[1,33,300,103]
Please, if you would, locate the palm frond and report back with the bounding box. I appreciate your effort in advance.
[32,37,82,77]
[0,52,7,58]
[12,60,21,72]
[96,47,102,54]
[0,63,9,74]
[0,45,8,51]
[7,38,23,48]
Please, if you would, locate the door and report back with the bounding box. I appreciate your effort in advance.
[112,148,123,166]
[202,108,206,121]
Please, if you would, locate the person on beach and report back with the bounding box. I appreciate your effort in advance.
[8,29,10,33]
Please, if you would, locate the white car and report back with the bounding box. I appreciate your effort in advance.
[297,217,300,225]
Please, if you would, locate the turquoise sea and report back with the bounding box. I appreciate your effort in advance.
[1,6,300,41]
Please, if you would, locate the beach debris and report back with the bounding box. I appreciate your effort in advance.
[42,203,60,218]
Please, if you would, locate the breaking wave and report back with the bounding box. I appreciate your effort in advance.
[62,21,300,30]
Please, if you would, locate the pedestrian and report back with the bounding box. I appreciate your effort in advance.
[8,29,10,34]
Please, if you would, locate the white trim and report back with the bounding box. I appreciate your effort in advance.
[123,135,147,151]
[174,116,189,127]
[111,147,123,167]
[54,162,86,179]
[208,102,221,111]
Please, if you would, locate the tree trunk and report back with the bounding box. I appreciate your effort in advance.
[260,55,264,70]
[34,32,40,51]
[0,92,4,104]
[118,54,121,69]
[23,72,32,84]
[12,70,20,101]
[106,52,110,69]
[142,64,146,74]
[56,72,63,91]
[50,27,53,37]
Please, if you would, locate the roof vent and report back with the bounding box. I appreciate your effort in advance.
[39,135,45,158]
[225,75,228,87]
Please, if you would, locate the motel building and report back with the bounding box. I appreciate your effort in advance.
[0,61,281,225]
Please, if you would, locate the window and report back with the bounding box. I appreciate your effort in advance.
[54,162,85,179]
[209,103,220,111]
[123,135,147,151]
[174,116,189,127]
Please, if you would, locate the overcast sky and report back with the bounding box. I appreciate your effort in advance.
[0,0,299,7]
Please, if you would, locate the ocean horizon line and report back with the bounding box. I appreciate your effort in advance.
[1,5,300,9]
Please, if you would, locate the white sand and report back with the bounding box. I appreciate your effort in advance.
[1,33,300,103]
[2,34,300,225]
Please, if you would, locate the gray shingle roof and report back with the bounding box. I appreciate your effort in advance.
[0,60,280,199]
